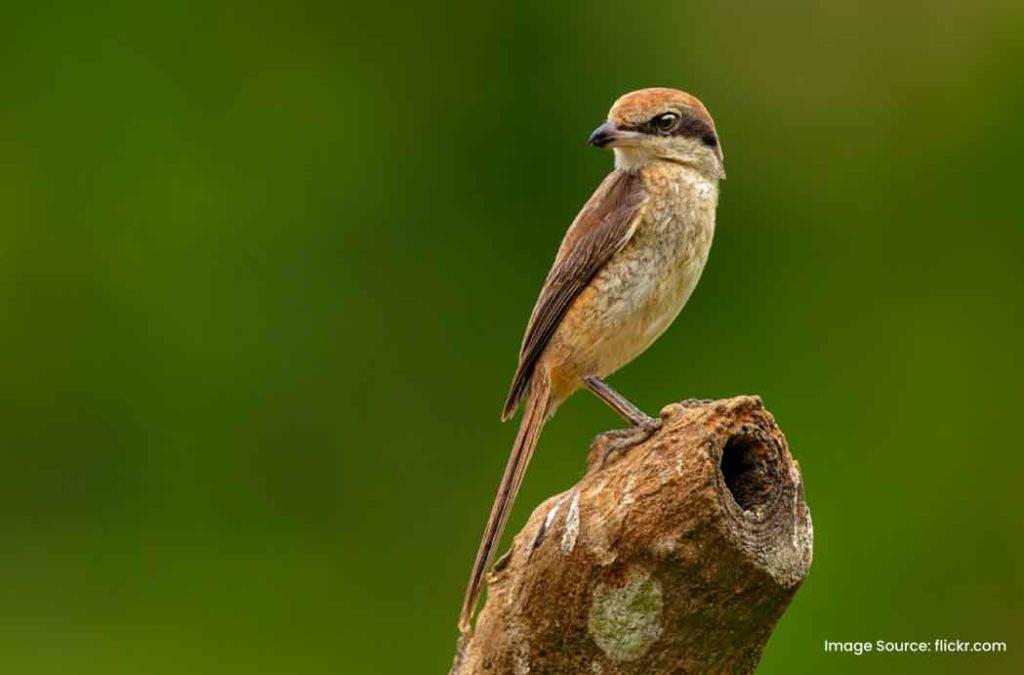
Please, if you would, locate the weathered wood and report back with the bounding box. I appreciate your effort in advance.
[452,396,812,674]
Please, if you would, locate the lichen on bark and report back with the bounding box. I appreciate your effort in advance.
[588,568,664,661]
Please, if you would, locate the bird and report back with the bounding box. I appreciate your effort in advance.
[458,88,725,635]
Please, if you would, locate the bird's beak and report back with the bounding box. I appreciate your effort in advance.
[588,120,639,148]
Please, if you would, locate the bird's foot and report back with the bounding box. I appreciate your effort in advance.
[589,415,662,469]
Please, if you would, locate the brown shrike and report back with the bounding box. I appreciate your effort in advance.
[459,88,725,634]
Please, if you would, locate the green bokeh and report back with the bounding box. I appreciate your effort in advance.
[1,1,1022,673]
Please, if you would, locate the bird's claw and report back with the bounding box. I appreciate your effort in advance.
[589,416,662,469]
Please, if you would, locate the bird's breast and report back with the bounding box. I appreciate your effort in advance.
[548,165,718,381]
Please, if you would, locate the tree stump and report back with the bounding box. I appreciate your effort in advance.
[451,396,813,674]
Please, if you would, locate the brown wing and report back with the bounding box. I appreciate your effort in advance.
[501,169,646,420]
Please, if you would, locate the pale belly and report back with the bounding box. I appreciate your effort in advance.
[547,199,716,386]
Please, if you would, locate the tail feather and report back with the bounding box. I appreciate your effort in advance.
[459,375,551,634]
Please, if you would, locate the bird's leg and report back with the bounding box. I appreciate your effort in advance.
[584,375,655,426]
[584,376,662,466]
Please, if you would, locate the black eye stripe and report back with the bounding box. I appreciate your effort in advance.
[664,115,717,147]
[673,115,712,139]
[621,112,719,148]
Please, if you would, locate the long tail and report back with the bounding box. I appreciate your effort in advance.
[458,375,551,634]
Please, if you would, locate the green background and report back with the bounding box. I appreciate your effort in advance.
[1,1,1021,673]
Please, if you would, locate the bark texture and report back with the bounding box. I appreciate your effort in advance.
[452,396,813,675]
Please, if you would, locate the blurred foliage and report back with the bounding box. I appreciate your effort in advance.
[1,1,1022,673]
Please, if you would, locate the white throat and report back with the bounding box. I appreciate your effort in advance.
[613,147,652,172]
[613,145,724,180]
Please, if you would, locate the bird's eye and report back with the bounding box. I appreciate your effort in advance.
[652,112,680,133]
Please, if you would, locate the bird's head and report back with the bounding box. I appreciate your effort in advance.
[589,88,724,179]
